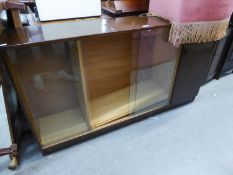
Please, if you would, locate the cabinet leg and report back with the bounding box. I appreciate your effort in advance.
[0,144,18,170]
[8,156,18,170]
[8,144,18,170]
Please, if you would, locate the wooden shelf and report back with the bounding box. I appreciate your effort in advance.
[89,80,169,128]
[38,108,89,146]
[135,79,169,111]
[90,86,130,128]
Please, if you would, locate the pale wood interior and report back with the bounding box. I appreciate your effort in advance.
[90,86,130,127]
[39,108,88,146]
[89,79,170,128]
[79,33,133,127]
[135,79,168,112]
[80,33,132,100]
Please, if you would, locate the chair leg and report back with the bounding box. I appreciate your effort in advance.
[0,144,18,170]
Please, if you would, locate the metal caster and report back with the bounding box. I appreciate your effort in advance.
[8,156,18,170]
[0,144,18,170]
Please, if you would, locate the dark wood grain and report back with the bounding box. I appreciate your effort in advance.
[171,43,215,106]
[0,16,170,49]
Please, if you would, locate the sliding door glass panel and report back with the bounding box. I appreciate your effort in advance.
[134,28,180,113]
[78,33,135,128]
[6,41,90,147]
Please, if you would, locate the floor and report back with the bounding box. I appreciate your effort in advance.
[1,74,233,175]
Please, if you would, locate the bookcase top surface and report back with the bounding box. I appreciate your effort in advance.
[0,16,170,49]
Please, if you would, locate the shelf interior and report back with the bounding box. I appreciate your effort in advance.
[89,79,169,128]
[135,79,169,112]
[90,86,130,128]
[38,108,89,146]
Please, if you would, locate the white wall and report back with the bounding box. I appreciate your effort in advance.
[35,0,101,21]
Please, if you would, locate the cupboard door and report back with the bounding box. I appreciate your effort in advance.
[77,32,135,128]
[78,28,180,127]
[134,28,180,114]
[5,42,90,147]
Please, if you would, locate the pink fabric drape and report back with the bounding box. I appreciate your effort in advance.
[149,0,233,45]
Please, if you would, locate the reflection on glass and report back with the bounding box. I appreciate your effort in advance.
[6,42,90,147]
[134,28,179,113]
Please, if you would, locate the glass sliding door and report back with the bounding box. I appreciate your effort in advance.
[133,28,180,114]
[5,41,90,147]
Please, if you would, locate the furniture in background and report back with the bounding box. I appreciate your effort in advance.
[0,0,26,170]
[216,14,233,78]
[102,0,149,16]
[148,0,233,46]
[203,13,233,83]
[0,145,18,170]
[0,0,26,30]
